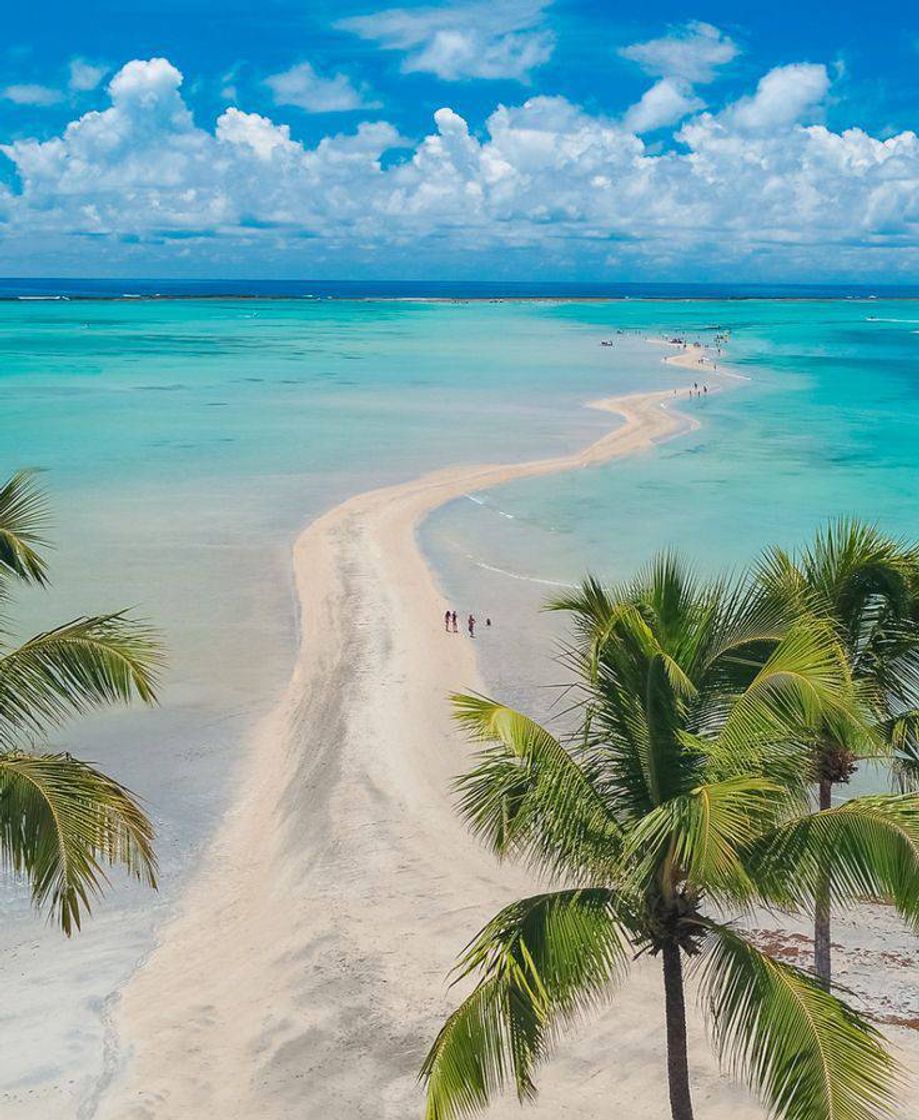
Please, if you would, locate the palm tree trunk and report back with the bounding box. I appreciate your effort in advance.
[662,942,694,1120]
[814,777,833,990]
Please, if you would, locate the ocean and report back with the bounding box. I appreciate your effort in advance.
[426,298,919,586]
[4,277,919,299]
[3,292,919,1105]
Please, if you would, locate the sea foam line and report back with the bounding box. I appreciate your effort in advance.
[466,555,577,588]
[464,492,517,519]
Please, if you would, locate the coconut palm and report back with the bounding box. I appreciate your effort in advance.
[756,520,919,987]
[0,470,160,934]
[422,556,906,1120]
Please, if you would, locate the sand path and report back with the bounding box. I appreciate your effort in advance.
[92,359,916,1119]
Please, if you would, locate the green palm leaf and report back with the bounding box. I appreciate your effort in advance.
[884,709,919,791]
[698,921,898,1120]
[748,794,919,925]
[452,695,622,881]
[625,777,785,903]
[421,889,632,1120]
[714,622,862,769]
[0,469,49,586]
[757,521,919,689]
[0,751,157,934]
[0,613,162,745]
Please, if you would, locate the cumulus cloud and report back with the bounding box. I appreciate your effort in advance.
[265,61,381,113]
[619,23,736,135]
[623,78,703,133]
[723,62,830,130]
[215,108,298,158]
[68,58,107,92]
[336,0,554,82]
[619,21,738,84]
[1,56,918,278]
[1,83,63,106]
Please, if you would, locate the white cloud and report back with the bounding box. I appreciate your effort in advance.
[619,21,738,84]
[215,108,297,159]
[107,57,190,115]
[265,61,381,113]
[619,24,734,138]
[2,56,918,279]
[68,59,107,92]
[623,78,703,133]
[337,0,554,81]
[724,62,830,130]
[1,83,63,106]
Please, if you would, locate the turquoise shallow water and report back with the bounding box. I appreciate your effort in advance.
[2,296,918,1103]
[425,300,919,591]
[5,296,919,869]
[1,299,680,873]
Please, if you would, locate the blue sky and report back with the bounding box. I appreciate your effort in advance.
[1,0,918,280]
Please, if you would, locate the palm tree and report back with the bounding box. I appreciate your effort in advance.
[756,520,919,987]
[422,556,907,1120]
[0,470,160,934]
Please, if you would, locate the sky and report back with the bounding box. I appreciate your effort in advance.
[1,0,918,281]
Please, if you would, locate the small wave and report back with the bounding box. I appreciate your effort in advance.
[464,492,514,517]
[463,491,563,531]
[866,317,919,324]
[467,556,576,588]
[463,495,512,515]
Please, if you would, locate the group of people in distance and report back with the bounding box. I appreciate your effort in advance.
[444,609,491,637]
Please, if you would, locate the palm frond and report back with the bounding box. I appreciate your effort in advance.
[422,889,631,1119]
[747,794,919,925]
[714,622,862,770]
[0,750,157,934]
[452,694,621,881]
[554,559,803,814]
[804,520,915,626]
[758,521,919,693]
[0,470,50,586]
[696,578,789,678]
[548,572,618,634]
[625,777,785,903]
[0,613,162,744]
[884,709,919,791]
[698,921,898,1120]
[422,975,522,1120]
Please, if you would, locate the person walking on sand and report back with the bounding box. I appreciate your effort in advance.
[451,610,458,633]
[468,614,476,638]
[444,609,451,632]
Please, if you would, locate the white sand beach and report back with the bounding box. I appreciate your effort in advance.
[92,363,919,1119]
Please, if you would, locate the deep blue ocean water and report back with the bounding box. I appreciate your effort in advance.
[4,277,919,299]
